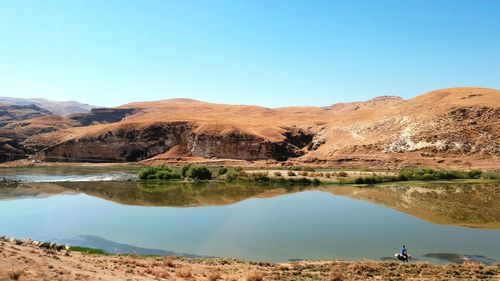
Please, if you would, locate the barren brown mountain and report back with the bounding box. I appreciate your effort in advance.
[2,87,499,169]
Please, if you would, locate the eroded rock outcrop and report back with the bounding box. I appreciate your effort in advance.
[37,122,191,162]
[35,123,314,162]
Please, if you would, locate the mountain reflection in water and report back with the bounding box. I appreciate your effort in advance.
[1,181,499,229]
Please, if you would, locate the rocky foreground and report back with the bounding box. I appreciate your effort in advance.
[0,238,499,280]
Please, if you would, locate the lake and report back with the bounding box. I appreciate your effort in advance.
[0,168,499,264]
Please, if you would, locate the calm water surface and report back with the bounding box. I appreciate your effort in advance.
[0,168,499,263]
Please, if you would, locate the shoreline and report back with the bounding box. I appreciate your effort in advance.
[2,157,500,172]
[1,237,499,280]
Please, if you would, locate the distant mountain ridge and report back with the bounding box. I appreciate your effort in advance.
[0,97,97,116]
[51,235,204,257]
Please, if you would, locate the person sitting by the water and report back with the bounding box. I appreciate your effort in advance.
[399,245,408,261]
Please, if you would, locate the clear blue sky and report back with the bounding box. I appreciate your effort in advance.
[0,0,499,107]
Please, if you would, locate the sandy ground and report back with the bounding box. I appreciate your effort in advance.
[1,239,499,280]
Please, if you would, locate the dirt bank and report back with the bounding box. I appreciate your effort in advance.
[0,238,498,280]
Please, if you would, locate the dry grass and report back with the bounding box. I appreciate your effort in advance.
[176,268,193,278]
[207,271,222,281]
[163,256,176,267]
[328,272,344,281]
[8,270,23,280]
[246,272,264,281]
[0,238,499,281]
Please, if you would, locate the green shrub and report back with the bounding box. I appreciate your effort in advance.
[398,168,467,181]
[234,166,243,172]
[138,166,167,179]
[186,166,212,180]
[351,168,486,184]
[250,172,270,183]
[287,170,296,177]
[353,176,393,184]
[181,164,192,177]
[467,169,482,179]
[300,171,309,176]
[138,165,180,180]
[481,171,500,180]
[274,171,282,177]
[338,171,348,177]
[225,170,240,181]
[156,170,181,180]
[218,167,228,175]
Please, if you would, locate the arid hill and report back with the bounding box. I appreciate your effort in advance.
[0,97,95,116]
[1,87,499,168]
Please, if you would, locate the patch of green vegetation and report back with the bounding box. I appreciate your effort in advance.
[225,170,321,186]
[287,166,316,172]
[181,164,192,177]
[218,167,228,175]
[186,165,213,180]
[70,246,108,255]
[346,168,497,185]
[138,166,181,180]
[337,171,348,177]
[139,164,214,181]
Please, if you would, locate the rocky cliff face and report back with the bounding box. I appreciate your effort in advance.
[187,130,310,161]
[37,122,191,162]
[35,122,313,162]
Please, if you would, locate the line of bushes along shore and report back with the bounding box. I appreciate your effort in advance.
[138,165,321,186]
[138,165,499,186]
[349,168,498,184]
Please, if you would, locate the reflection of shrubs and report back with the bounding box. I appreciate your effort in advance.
[186,166,212,180]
